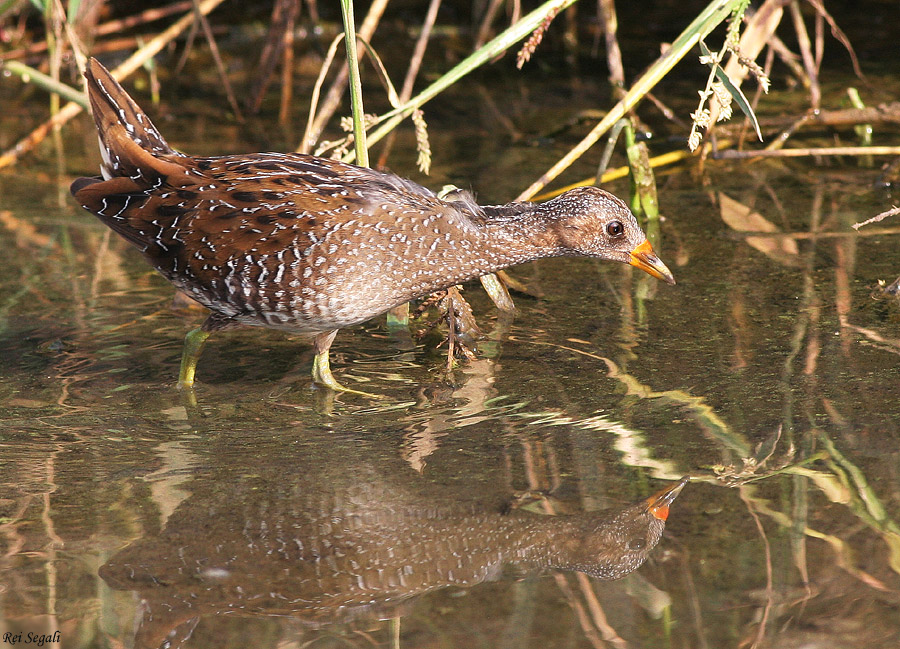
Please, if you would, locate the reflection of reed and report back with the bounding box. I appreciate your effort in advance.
[739,484,777,649]
[714,174,900,648]
[0,452,64,646]
[39,454,62,649]
[0,486,36,617]
[0,189,173,407]
[506,335,751,458]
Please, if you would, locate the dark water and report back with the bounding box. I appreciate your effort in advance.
[2,58,900,649]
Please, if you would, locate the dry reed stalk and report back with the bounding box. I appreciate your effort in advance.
[246,0,300,115]
[375,0,442,168]
[516,0,735,200]
[714,145,900,159]
[0,0,229,170]
[598,0,624,89]
[2,1,194,59]
[278,2,297,125]
[188,0,243,120]
[789,0,821,110]
[299,0,389,153]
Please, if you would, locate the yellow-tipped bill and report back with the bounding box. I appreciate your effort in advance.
[629,239,675,285]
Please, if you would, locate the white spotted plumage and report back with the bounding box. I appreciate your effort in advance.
[72,57,671,372]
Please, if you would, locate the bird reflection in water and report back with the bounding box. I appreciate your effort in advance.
[100,438,687,648]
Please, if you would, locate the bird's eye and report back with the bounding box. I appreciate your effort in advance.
[627,537,646,550]
[606,221,624,237]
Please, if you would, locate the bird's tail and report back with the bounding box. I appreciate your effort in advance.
[71,59,193,250]
[80,58,182,182]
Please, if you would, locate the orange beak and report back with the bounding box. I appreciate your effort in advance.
[629,239,675,285]
[646,476,690,521]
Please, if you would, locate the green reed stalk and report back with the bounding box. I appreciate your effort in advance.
[340,0,369,167]
[2,60,88,109]
[343,0,577,163]
[518,0,742,199]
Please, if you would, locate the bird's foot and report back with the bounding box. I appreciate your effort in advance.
[312,350,383,398]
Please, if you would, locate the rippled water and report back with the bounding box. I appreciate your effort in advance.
[1,66,899,649]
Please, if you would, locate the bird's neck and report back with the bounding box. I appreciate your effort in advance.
[486,203,564,249]
[491,512,583,568]
[441,203,567,281]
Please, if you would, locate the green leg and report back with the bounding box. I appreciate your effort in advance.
[385,302,410,330]
[178,327,210,389]
[479,273,516,313]
[312,330,381,398]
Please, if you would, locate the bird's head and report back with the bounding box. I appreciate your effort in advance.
[540,186,675,285]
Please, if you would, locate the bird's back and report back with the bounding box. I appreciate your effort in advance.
[71,60,502,331]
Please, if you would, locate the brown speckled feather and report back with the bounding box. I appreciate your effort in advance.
[72,59,673,344]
